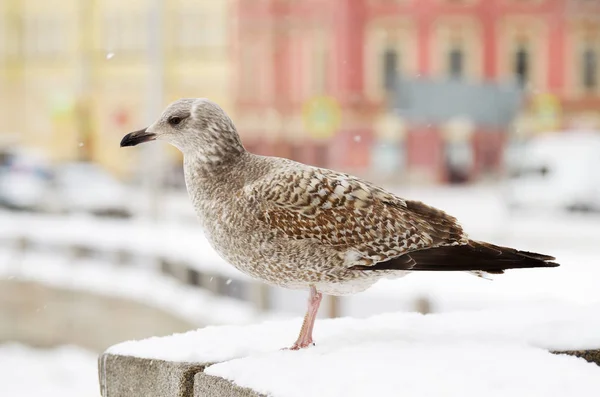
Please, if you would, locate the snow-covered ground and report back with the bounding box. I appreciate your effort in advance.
[0,344,99,397]
[109,305,600,397]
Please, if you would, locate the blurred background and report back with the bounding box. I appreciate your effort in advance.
[1,0,600,395]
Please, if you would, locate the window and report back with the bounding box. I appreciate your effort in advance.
[583,46,598,91]
[383,48,399,92]
[312,37,328,94]
[448,46,464,78]
[514,44,529,86]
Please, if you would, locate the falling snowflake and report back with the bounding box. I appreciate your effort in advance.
[106,52,115,60]
[354,135,362,143]
[78,142,84,147]
[226,279,232,285]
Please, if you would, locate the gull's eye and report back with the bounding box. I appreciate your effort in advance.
[168,116,182,126]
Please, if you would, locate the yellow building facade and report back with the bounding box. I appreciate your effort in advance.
[0,0,233,176]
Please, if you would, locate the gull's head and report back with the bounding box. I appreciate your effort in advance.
[120,98,244,161]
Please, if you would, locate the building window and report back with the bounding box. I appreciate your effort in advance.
[448,46,464,78]
[514,44,529,86]
[312,37,328,94]
[583,46,598,91]
[383,48,399,92]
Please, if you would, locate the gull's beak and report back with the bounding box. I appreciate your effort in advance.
[120,128,156,147]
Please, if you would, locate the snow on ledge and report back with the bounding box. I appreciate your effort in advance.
[107,303,600,396]
[108,303,600,362]
[209,342,600,397]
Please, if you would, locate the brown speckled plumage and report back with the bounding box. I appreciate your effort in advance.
[122,98,559,348]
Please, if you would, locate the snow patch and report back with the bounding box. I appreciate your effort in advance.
[0,344,98,397]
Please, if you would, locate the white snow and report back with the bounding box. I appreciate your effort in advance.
[0,344,99,397]
[108,303,600,362]
[107,306,600,396]
[0,250,259,326]
[208,342,600,397]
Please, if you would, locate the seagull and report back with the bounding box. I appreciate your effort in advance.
[121,98,559,350]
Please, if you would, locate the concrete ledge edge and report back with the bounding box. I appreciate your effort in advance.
[99,353,208,397]
[194,372,266,397]
[99,349,600,397]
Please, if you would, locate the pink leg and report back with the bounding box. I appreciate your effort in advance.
[289,286,323,350]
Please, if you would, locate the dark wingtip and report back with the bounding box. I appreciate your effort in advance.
[516,250,556,261]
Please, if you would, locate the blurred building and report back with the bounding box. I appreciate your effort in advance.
[234,0,600,183]
[0,0,233,177]
[1,0,599,184]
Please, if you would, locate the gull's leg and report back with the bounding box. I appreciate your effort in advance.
[289,285,323,350]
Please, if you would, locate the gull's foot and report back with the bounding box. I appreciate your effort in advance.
[282,340,315,351]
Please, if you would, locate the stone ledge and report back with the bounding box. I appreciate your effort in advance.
[99,308,600,396]
[98,353,263,397]
[194,373,265,397]
[99,350,600,397]
[99,353,207,397]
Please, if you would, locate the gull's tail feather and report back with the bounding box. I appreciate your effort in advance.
[352,240,559,274]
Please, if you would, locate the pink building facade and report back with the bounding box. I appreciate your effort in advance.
[233,0,600,183]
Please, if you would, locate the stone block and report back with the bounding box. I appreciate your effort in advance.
[99,353,206,397]
[194,373,264,397]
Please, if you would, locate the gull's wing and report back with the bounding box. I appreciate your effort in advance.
[243,165,468,266]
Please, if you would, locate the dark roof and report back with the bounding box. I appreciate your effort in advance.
[392,78,524,128]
